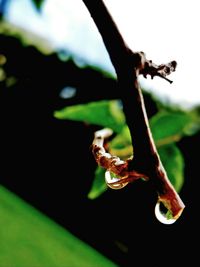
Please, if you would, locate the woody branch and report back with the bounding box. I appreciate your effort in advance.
[83,0,185,219]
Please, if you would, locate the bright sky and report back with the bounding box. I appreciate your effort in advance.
[5,0,200,108]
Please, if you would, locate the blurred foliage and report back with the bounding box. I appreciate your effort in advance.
[158,144,184,192]
[32,0,44,10]
[1,12,200,267]
[54,100,125,133]
[0,185,116,267]
[55,98,200,199]
[87,166,108,199]
[0,21,55,54]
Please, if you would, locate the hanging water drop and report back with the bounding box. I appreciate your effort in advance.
[105,170,128,190]
[155,202,177,225]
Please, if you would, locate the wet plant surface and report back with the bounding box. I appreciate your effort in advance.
[0,33,199,266]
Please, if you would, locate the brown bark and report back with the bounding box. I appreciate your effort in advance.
[83,0,185,220]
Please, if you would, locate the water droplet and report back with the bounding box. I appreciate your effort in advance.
[105,171,128,190]
[155,202,177,225]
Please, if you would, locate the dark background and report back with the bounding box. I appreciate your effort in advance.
[0,34,199,266]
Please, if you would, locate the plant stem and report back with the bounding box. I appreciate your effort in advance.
[82,0,185,219]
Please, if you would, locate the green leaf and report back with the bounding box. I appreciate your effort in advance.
[110,125,131,149]
[109,126,132,159]
[87,166,107,199]
[150,111,194,146]
[61,101,192,199]
[0,185,116,267]
[31,0,44,10]
[158,144,184,192]
[54,100,125,133]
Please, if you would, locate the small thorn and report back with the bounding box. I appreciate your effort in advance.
[157,74,173,84]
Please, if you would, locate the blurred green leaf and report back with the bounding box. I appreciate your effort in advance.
[54,100,125,133]
[31,0,44,10]
[158,144,184,192]
[0,185,116,267]
[88,115,186,198]
[109,126,132,159]
[88,166,107,199]
[150,111,195,146]
[110,126,131,150]
[57,100,194,199]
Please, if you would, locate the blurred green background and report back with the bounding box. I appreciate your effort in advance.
[0,0,200,266]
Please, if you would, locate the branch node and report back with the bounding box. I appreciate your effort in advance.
[140,59,177,83]
[131,51,146,71]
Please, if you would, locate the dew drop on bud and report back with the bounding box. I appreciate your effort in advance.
[155,202,177,225]
[105,171,128,190]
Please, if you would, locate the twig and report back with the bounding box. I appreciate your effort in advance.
[83,0,185,220]
[92,128,148,188]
